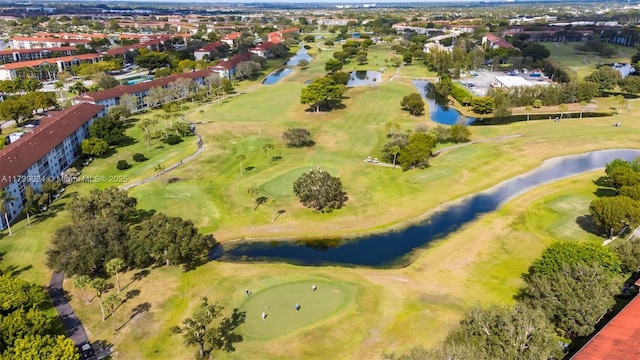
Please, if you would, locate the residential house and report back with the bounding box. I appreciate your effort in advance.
[0,103,105,230]
[482,34,516,50]
[210,52,253,80]
[194,41,227,61]
[221,32,242,47]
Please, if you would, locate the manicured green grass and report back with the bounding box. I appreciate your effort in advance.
[543,42,634,79]
[239,279,349,340]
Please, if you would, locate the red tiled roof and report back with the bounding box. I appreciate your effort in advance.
[0,46,77,56]
[571,294,640,360]
[222,32,242,41]
[0,53,101,70]
[10,36,91,44]
[72,68,215,102]
[195,41,225,53]
[213,52,253,70]
[35,32,107,40]
[0,103,104,189]
[484,33,516,49]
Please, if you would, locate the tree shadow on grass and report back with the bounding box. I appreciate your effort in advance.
[122,269,150,292]
[5,264,32,277]
[117,302,152,331]
[594,188,617,198]
[576,214,603,237]
[92,339,114,359]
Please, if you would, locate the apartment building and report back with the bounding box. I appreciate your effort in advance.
[0,103,105,230]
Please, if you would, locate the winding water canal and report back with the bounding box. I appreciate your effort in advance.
[216,149,640,267]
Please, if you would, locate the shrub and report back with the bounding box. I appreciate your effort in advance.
[450,82,473,106]
[116,160,131,170]
[132,153,147,162]
[283,128,313,147]
[163,134,183,145]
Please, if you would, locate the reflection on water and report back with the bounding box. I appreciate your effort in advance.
[413,80,474,126]
[346,71,382,87]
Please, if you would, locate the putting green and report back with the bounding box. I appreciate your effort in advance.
[239,280,349,340]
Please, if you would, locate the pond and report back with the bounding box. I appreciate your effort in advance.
[347,71,382,87]
[413,80,474,126]
[214,149,640,268]
[286,47,312,66]
[603,63,636,78]
[262,68,294,85]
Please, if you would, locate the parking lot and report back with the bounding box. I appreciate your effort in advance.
[457,70,549,96]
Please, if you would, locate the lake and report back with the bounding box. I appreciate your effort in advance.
[215,149,640,268]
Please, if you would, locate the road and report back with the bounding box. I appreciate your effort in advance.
[49,272,90,347]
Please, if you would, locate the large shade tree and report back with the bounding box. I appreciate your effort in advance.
[293,169,347,212]
[300,77,346,112]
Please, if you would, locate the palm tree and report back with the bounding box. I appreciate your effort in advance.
[54,81,65,100]
[615,95,628,116]
[73,275,92,304]
[236,154,246,175]
[0,190,16,235]
[90,278,109,321]
[268,199,277,222]
[247,186,258,210]
[524,105,533,122]
[198,109,205,124]
[262,142,274,163]
[68,81,88,95]
[558,103,568,120]
[106,258,126,292]
[390,145,401,168]
[104,293,121,332]
[23,185,40,227]
[578,101,587,119]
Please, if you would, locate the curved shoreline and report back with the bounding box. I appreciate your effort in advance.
[218,147,640,247]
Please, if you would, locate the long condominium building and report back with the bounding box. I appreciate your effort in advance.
[0,103,105,229]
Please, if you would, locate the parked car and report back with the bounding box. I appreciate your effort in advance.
[80,343,94,359]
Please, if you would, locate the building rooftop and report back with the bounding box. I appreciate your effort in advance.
[0,46,77,56]
[495,75,537,88]
[72,68,216,102]
[571,292,640,360]
[0,103,104,189]
[0,53,101,70]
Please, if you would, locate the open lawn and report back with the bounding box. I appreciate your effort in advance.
[543,41,635,79]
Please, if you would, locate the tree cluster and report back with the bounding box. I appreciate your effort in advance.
[0,275,78,359]
[0,92,57,126]
[45,187,217,277]
[387,240,629,359]
[589,157,640,236]
[381,132,439,170]
[400,93,425,116]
